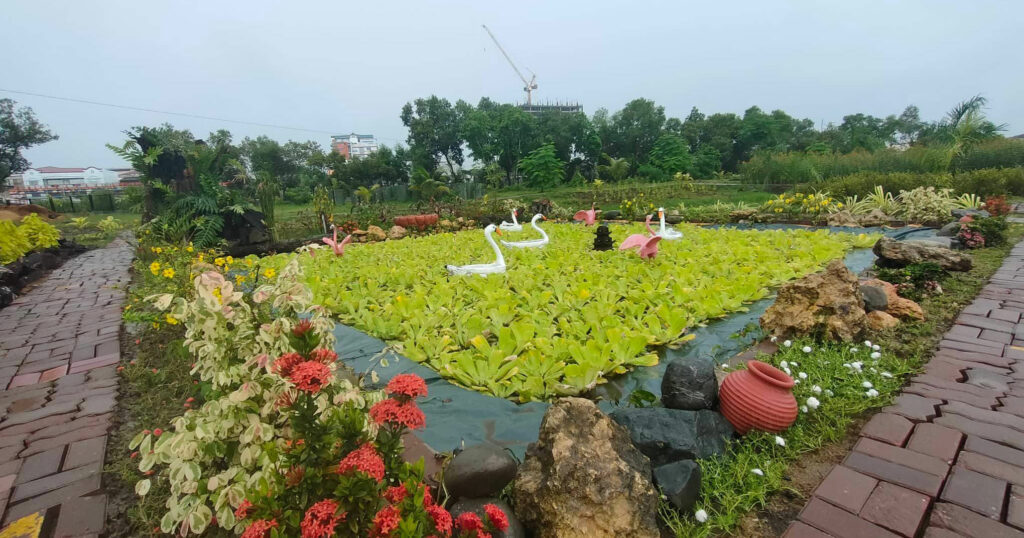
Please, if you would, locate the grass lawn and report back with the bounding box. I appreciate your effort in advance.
[53,211,139,247]
[261,223,876,401]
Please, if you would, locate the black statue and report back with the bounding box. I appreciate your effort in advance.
[594,224,615,251]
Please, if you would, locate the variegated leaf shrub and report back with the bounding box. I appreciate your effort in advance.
[261,223,879,401]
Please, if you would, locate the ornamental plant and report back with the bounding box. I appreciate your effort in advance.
[18,213,60,250]
[984,195,1011,217]
[0,220,31,264]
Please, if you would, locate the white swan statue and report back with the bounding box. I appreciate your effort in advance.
[657,207,683,240]
[499,209,522,232]
[446,224,506,276]
[500,214,549,248]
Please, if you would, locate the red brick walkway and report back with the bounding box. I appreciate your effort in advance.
[787,239,1024,538]
[0,237,133,537]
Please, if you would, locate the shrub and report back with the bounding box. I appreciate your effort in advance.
[959,216,1007,249]
[876,262,946,301]
[896,187,957,225]
[953,138,1024,171]
[636,164,668,183]
[0,221,30,264]
[822,171,953,198]
[740,147,950,185]
[984,195,1012,217]
[96,216,122,234]
[951,167,1024,197]
[18,213,60,250]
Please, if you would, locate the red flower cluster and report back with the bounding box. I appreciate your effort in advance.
[427,505,453,536]
[289,361,333,393]
[272,352,304,377]
[240,518,278,538]
[455,512,485,534]
[309,348,338,364]
[483,504,509,532]
[234,499,253,520]
[291,319,314,337]
[383,485,407,504]
[370,505,401,537]
[337,443,385,482]
[386,374,428,399]
[301,499,344,538]
[370,398,426,430]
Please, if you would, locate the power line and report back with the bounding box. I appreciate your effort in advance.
[0,87,338,135]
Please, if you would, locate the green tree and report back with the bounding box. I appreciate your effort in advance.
[519,143,563,189]
[400,96,466,177]
[0,99,58,189]
[463,99,538,184]
[597,155,630,182]
[409,166,451,205]
[690,146,722,178]
[605,98,666,164]
[649,134,692,175]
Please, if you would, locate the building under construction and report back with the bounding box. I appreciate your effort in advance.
[518,101,583,116]
[482,25,581,115]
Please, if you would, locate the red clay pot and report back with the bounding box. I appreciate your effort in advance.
[394,214,439,230]
[719,360,798,434]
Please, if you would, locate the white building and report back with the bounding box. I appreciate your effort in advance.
[19,167,120,188]
[331,134,379,160]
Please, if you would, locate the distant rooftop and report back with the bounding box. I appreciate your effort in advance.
[31,166,99,173]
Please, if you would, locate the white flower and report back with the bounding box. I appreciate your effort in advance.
[770,336,778,343]
[794,379,800,384]
[801,405,809,413]
[872,344,880,351]
[780,360,789,369]
[851,347,859,353]
[807,396,821,409]
[812,385,822,394]
[842,362,851,369]
[824,389,834,397]
[721,364,730,370]
[775,435,786,446]
[851,361,863,372]
[783,367,792,375]
[695,509,708,523]
[864,340,872,347]
[751,468,764,476]
[881,372,893,378]
[802,346,812,353]
[790,361,798,367]
[798,372,808,379]
[862,381,873,388]
[866,388,879,397]
[783,340,792,347]
[870,352,881,359]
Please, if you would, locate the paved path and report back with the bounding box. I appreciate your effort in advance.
[787,238,1024,538]
[0,237,133,537]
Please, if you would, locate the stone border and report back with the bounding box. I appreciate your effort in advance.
[0,236,133,536]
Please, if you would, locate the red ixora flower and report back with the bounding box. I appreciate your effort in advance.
[240,518,278,538]
[309,348,338,365]
[370,505,401,537]
[484,504,509,532]
[301,499,344,538]
[272,352,304,377]
[427,505,453,536]
[233,499,253,520]
[386,373,428,399]
[291,319,314,337]
[454,512,485,534]
[337,443,385,482]
[383,484,407,504]
[288,361,333,393]
[370,398,426,430]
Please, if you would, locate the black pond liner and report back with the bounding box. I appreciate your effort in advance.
[331,224,939,458]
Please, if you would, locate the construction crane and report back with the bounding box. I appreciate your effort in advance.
[482,24,538,106]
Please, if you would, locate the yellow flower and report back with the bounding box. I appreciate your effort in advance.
[263,268,276,279]
[151,322,160,329]
[162,267,175,279]
[165,315,179,325]
[235,275,246,284]
[197,253,204,262]
[214,257,225,266]
[245,259,254,267]
[212,287,222,303]
[225,256,234,265]
[186,245,194,253]
[837,202,844,208]
[775,208,783,213]
[149,261,161,275]
[579,289,591,299]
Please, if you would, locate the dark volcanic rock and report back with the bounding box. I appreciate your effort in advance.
[952,208,990,219]
[661,356,718,410]
[860,284,889,313]
[443,444,518,500]
[653,460,701,512]
[873,237,973,271]
[938,221,961,237]
[450,498,526,538]
[609,407,734,467]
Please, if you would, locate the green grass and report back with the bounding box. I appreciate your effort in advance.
[53,212,139,247]
[665,224,1024,537]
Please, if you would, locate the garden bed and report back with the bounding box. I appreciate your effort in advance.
[0,240,88,308]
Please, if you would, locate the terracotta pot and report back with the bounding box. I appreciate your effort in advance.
[394,216,413,228]
[719,360,798,434]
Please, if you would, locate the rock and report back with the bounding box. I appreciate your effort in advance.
[387,225,407,240]
[513,398,660,538]
[0,286,13,308]
[889,297,925,321]
[443,444,518,500]
[866,311,900,330]
[730,209,758,221]
[860,285,889,312]
[861,279,900,305]
[661,357,718,410]
[917,236,955,249]
[609,408,734,467]
[873,237,973,271]
[760,259,866,342]
[449,498,526,538]
[653,460,701,513]
[952,208,990,219]
[22,252,60,271]
[602,210,621,220]
[366,225,387,242]
[827,210,860,227]
[664,214,683,224]
[938,221,962,237]
[857,209,890,227]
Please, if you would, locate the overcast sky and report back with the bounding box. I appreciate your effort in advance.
[3,0,1021,169]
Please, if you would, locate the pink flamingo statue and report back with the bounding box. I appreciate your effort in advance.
[619,215,662,259]
[322,225,353,256]
[574,203,598,226]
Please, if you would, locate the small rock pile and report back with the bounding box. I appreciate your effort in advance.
[443,444,525,537]
[761,259,867,341]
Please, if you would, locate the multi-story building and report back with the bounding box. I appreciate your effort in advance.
[331,133,379,160]
[16,167,120,188]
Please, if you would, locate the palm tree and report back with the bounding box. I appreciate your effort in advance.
[410,167,451,202]
[944,95,1006,168]
[597,155,630,182]
[353,184,379,205]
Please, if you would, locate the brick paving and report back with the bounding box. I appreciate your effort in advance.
[0,237,133,537]
[787,238,1024,538]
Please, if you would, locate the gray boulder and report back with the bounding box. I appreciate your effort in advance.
[661,356,718,410]
[937,221,962,237]
[873,237,973,271]
[609,407,734,467]
[826,210,860,227]
[602,210,621,220]
[449,498,526,538]
[952,208,990,219]
[653,460,702,513]
[513,398,660,538]
[917,236,955,249]
[859,285,889,313]
[443,444,518,500]
[858,209,890,227]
